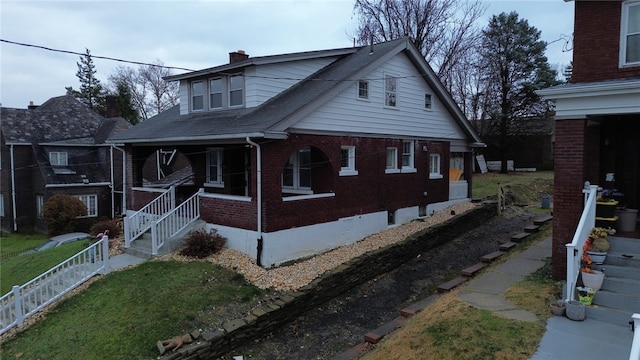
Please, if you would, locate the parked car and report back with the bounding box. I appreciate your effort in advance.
[32,232,90,251]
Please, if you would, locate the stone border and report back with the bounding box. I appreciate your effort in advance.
[158,202,496,359]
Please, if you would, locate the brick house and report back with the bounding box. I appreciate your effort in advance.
[0,95,130,233]
[109,38,484,267]
[538,0,640,280]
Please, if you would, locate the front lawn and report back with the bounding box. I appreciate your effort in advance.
[1,260,266,359]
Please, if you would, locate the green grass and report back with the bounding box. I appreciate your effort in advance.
[1,260,265,359]
[1,240,91,294]
[472,171,554,201]
[0,232,48,256]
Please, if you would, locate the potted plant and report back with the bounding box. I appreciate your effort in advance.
[581,234,606,292]
[585,227,613,264]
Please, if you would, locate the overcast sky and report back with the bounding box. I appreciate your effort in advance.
[0,0,574,109]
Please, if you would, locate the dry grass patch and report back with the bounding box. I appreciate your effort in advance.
[363,292,545,360]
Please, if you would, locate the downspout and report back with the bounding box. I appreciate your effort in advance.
[245,137,263,266]
[10,144,17,231]
[110,146,115,218]
[112,145,127,214]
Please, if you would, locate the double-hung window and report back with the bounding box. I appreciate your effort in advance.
[339,146,358,176]
[49,152,68,166]
[358,80,369,100]
[77,195,97,217]
[283,148,311,192]
[621,1,640,66]
[430,153,443,179]
[229,74,244,107]
[385,75,397,107]
[424,93,433,110]
[209,78,223,109]
[401,141,415,171]
[191,81,204,110]
[206,148,224,186]
[385,147,399,173]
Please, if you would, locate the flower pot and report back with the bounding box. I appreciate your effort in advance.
[549,300,566,316]
[587,251,607,264]
[581,270,605,291]
[577,287,596,306]
[566,300,586,321]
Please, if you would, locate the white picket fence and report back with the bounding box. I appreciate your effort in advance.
[0,235,110,336]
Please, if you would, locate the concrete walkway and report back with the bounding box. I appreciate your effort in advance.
[458,237,633,359]
[107,252,145,272]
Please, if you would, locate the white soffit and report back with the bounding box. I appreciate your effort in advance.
[538,79,640,120]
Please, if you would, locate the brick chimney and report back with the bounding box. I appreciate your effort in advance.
[229,50,249,64]
[105,95,119,118]
[27,101,39,110]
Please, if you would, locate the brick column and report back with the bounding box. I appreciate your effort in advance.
[552,119,588,280]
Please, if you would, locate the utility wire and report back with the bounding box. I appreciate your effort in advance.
[0,38,197,72]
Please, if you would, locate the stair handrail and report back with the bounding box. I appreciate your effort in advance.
[124,186,175,248]
[630,314,640,360]
[0,234,110,336]
[150,190,201,255]
[565,184,598,301]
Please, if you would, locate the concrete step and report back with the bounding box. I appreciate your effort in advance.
[592,289,640,314]
[499,242,517,251]
[480,251,505,263]
[524,224,539,233]
[604,252,640,268]
[608,236,640,254]
[461,263,487,277]
[511,232,530,242]
[600,276,640,295]
[533,215,553,225]
[437,276,468,293]
[585,304,635,328]
[593,264,638,279]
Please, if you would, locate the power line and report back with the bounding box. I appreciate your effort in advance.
[0,38,196,72]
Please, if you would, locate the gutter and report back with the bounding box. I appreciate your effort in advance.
[10,144,17,231]
[245,137,263,266]
[45,182,111,188]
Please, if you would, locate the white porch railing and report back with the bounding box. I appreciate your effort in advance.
[0,235,110,336]
[124,186,175,248]
[630,313,640,360]
[150,190,201,255]
[565,184,598,301]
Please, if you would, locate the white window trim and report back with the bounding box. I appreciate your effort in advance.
[339,146,358,176]
[424,93,433,110]
[205,148,224,187]
[282,148,312,191]
[384,74,398,108]
[401,141,416,173]
[228,74,244,107]
[430,153,443,179]
[191,80,204,111]
[385,147,400,174]
[49,151,68,166]
[209,78,223,110]
[77,194,98,218]
[620,1,640,67]
[357,80,369,100]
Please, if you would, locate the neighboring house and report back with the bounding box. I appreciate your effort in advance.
[538,0,640,279]
[0,95,131,233]
[109,38,484,267]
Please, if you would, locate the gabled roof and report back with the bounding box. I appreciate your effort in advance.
[1,95,126,144]
[110,38,482,146]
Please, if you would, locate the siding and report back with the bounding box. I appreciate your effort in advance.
[292,53,467,140]
[245,58,336,107]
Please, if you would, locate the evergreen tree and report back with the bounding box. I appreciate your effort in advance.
[66,48,106,115]
[114,81,140,125]
[479,12,559,173]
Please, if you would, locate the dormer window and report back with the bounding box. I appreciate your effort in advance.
[49,151,68,166]
[621,1,640,66]
[229,74,244,107]
[191,81,204,111]
[209,78,223,109]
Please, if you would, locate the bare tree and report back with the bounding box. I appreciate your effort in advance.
[352,0,486,91]
[108,60,179,121]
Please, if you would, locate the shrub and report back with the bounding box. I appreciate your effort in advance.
[179,229,226,258]
[89,218,122,239]
[42,194,87,236]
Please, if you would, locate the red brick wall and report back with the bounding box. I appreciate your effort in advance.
[552,119,591,280]
[573,1,640,83]
[200,197,257,230]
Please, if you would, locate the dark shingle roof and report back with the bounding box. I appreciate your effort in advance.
[1,95,109,143]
